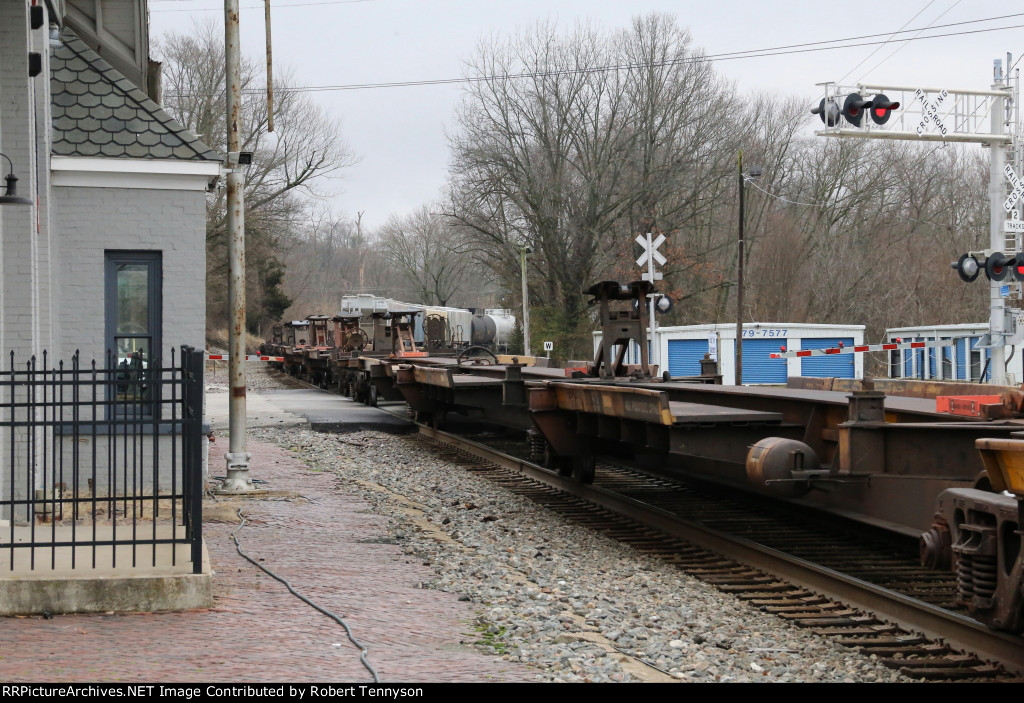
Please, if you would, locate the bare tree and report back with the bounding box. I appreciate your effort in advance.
[375,206,476,306]
[157,20,357,334]
[447,15,745,355]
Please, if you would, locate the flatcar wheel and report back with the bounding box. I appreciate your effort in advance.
[544,446,569,474]
[571,455,596,484]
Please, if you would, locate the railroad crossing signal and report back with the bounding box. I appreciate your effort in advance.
[913,88,948,137]
[811,98,840,126]
[1006,212,1024,234]
[868,94,900,125]
[811,93,901,127]
[636,233,666,266]
[813,74,1016,385]
[952,251,1024,282]
[841,93,873,127]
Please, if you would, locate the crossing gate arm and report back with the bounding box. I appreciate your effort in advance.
[205,354,286,362]
[770,337,967,359]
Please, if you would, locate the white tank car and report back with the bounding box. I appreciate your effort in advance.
[484,309,516,350]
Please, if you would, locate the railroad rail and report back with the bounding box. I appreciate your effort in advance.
[415,424,1024,680]
[261,278,1024,643]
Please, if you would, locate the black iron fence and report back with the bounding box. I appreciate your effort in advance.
[0,346,204,574]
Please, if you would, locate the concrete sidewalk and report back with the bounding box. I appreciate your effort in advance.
[204,387,413,434]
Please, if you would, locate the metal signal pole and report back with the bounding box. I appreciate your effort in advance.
[988,61,1008,384]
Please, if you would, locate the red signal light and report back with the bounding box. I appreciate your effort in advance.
[842,93,873,127]
[986,252,1013,282]
[1013,259,1024,282]
[869,94,901,125]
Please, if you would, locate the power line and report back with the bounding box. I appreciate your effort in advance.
[852,0,962,84]
[837,0,939,85]
[220,19,1024,95]
[152,0,375,11]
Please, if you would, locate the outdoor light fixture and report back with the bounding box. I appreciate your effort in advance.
[0,154,32,206]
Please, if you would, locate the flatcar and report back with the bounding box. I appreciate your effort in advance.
[381,280,1024,635]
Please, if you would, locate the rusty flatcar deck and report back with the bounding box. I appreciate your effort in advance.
[666,401,783,425]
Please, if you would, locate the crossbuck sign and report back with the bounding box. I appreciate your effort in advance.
[636,233,665,282]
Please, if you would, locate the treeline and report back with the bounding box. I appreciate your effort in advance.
[443,14,990,358]
[161,15,991,358]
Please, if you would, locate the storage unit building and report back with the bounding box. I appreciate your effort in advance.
[595,323,865,385]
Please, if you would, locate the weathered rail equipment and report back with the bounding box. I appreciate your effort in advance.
[388,280,1024,634]
[303,315,336,387]
[266,277,1024,633]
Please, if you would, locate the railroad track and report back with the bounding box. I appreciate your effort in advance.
[261,371,1024,680]
[414,425,1024,682]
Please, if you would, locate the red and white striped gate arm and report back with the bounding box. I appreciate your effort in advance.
[206,354,286,362]
[769,337,964,359]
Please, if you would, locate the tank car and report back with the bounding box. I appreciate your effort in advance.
[471,309,515,353]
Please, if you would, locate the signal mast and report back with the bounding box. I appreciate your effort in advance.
[814,57,1020,384]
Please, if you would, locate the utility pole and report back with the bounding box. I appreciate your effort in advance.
[736,152,745,386]
[520,246,531,357]
[735,154,761,386]
[221,0,255,492]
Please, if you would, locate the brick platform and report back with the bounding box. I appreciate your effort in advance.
[0,438,539,683]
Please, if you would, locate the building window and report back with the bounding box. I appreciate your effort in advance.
[105,251,161,415]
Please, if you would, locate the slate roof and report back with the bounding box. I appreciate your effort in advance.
[51,29,219,161]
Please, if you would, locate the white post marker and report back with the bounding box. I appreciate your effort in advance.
[543,341,553,359]
[636,233,665,369]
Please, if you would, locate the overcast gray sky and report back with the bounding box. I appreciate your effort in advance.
[151,0,1023,229]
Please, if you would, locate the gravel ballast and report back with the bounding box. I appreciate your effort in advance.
[254,426,918,683]
[209,363,919,683]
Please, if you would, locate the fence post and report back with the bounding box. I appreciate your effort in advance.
[182,345,204,574]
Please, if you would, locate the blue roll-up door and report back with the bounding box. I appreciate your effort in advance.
[667,339,708,377]
[743,337,788,383]
[799,337,855,378]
